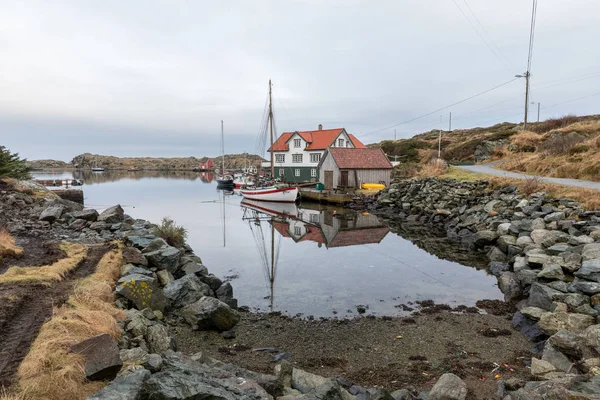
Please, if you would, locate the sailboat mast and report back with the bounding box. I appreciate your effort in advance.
[269,80,274,178]
[270,223,275,311]
[221,120,225,174]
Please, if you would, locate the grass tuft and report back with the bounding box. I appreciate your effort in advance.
[0,243,87,285]
[154,217,187,248]
[0,228,24,259]
[418,160,449,177]
[12,244,125,400]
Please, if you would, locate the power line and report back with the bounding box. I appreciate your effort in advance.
[358,77,520,139]
[542,91,600,110]
[526,0,538,73]
[534,73,600,91]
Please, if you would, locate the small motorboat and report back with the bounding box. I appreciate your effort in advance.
[91,167,105,172]
[216,174,234,187]
[240,185,298,202]
[233,175,255,188]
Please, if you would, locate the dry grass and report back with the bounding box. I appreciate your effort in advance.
[12,244,125,400]
[418,159,449,177]
[0,243,87,285]
[510,130,543,151]
[0,228,23,259]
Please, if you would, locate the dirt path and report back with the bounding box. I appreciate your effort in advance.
[456,161,600,190]
[0,244,110,388]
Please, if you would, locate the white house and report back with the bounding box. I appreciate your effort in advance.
[267,124,366,182]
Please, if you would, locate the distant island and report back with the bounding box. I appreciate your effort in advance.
[26,152,265,171]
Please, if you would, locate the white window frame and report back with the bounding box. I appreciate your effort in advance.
[292,154,302,163]
[275,154,285,163]
[310,213,319,222]
[294,169,300,177]
[311,168,317,177]
[338,138,344,147]
[294,226,301,236]
[310,153,321,163]
[294,139,301,148]
[346,141,351,147]
[279,168,285,176]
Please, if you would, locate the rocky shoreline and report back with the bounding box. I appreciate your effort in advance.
[353,177,600,396]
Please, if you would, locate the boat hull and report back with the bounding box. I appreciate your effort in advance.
[241,199,298,218]
[240,186,298,202]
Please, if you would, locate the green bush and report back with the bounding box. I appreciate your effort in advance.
[0,146,31,179]
[154,217,188,248]
[378,139,431,163]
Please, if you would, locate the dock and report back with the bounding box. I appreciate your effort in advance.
[299,188,356,204]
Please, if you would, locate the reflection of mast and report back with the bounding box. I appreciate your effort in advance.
[270,224,275,311]
[220,190,226,247]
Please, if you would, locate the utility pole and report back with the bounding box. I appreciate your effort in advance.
[438,115,442,159]
[537,102,540,122]
[394,129,396,141]
[449,112,452,132]
[518,0,537,131]
[524,71,531,130]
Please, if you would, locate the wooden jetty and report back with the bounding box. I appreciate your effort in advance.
[55,189,84,204]
[299,188,356,204]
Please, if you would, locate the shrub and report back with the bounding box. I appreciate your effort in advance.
[154,217,187,248]
[418,159,448,177]
[393,162,420,179]
[521,176,542,196]
[529,115,579,134]
[0,146,31,180]
[538,133,586,155]
[568,144,590,155]
[378,139,431,163]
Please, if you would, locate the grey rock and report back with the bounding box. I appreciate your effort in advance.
[181,262,209,276]
[538,311,595,335]
[544,212,565,222]
[541,343,572,372]
[562,252,582,273]
[116,274,167,312]
[528,283,560,311]
[547,244,572,255]
[428,373,467,400]
[548,330,582,358]
[156,270,174,286]
[513,257,528,272]
[120,265,153,278]
[90,221,111,232]
[391,389,414,400]
[530,358,556,376]
[575,259,600,283]
[125,309,150,337]
[120,347,149,365]
[537,264,565,280]
[497,223,511,236]
[571,235,595,245]
[122,247,148,267]
[145,245,182,273]
[570,278,600,295]
[69,218,88,230]
[70,333,122,381]
[583,243,600,261]
[498,235,517,253]
[531,218,546,230]
[292,368,343,399]
[487,247,507,262]
[546,280,570,292]
[520,307,546,320]
[216,282,234,299]
[181,296,240,331]
[498,272,521,302]
[527,254,549,269]
[146,324,176,354]
[516,236,533,248]
[512,312,546,341]
[584,324,600,348]
[201,274,224,292]
[39,204,65,222]
[472,230,497,248]
[87,368,151,400]
[141,238,169,254]
[530,229,569,248]
[72,208,99,221]
[126,235,159,250]
[570,375,600,395]
[98,204,125,224]
[489,262,510,277]
[163,274,212,308]
[145,353,163,372]
[516,269,538,287]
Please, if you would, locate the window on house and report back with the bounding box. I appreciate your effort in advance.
[311,168,317,177]
[275,154,285,163]
[279,169,285,176]
[310,153,321,163]
[295,169,300,177]
[294,226,301,236]
[346,141,351,147]
[310,213,319,223]
[338,138,344,147]
[292,154,302,163]
[294,139,301,148]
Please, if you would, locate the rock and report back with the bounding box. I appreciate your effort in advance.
[570,375,600,395]
[537,263,565,280]
[541,343,572,372]
[590,231,600,241]
[216,282,234,299]
[538,311,595,335]
[291,367,343,399]
[122,247,148,267]
[72,208,99,221]
[528,283,560,311]
[512,312,546,341]
[521,307,546,321]
[428,373,467,400]
[516,236,533,248]
[583,243,600,261]
[126,235,160,250]
[145,353,163,372]
[498,235,517,253]
[547,244,572,255]
[513,257,528,272]
[156,270,174,286]
[181,296,240,331]
[146,324,176,354]
[544,212,565,222]
[87,368,151,400]
[497,223,512,236]
[68,218,88,230]
[98,204,125,224]
[548,330,582,358]
[472,230,497,248]
[201,274,224,292]
[120,347,149,365]
[530,358,556,376]
[562,252,582,273]
[70,333,122,381]
[39,204,65,222]
[145,245,182,273]
[390,389,413,400]
[116,274,167,312]
[527,254,549,269]
[584,324,600,348]
[498,272,521,302]
[572,235,595,245]
[490,262,510,277]
[163,274,212,308]
[487,246,507,262]
[125,309,150,337]
[530,229,569,248]
[181,262,209,276]
[141,238,169,254]
[120,265,152,277]
[575,259,600,283]
[570,278,600,295]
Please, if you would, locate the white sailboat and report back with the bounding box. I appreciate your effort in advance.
[240,80,298,203]
[216,120,234,187]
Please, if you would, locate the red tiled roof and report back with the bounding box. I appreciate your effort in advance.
[268,128,366,152]
[328,227,390,247]
[327,148,393,169]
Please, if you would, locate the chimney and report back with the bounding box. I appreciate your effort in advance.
[318,124,323,131]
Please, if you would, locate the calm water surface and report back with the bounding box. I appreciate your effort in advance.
[33,170,502,317]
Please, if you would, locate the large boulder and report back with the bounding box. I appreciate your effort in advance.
[582,243,600,261]
[537,263,565,280]
[472,230,497,248]
[116,274,167,312]
[70,333,122,381]
[528,283,561,311]
[39,204,65,222]
[163,274,213,309]
[181,297,240,331]
[537,312,595,335]
[530,229,569,248]
[98,204,125,224]
[428,373,467,400]
[498,272,521,302]
[570,278,600,295]
[72,208,99,222]
[548,330,582,358]
[126,235,160,250]
[575,259,600,283]
[145,245,182,273]
[122,247,148,267]
[87,368,151,400]
[291,367,343,399]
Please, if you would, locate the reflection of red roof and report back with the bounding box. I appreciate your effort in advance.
[271,221,325,245]
[327,148,393,169]
[271,221,292,238]
[268,128,366,152]
[328,227,390,247]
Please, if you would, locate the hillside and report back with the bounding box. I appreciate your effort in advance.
[27,153,265,171]
[370,114,600,181]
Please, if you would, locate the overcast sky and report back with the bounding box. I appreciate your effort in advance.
[1,0,599,161]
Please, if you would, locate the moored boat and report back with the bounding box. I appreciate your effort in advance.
[240,185,298,203]
[91,167,105,172]
[216,121,234,187]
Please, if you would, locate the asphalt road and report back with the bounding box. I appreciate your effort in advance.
[456,161,600,191]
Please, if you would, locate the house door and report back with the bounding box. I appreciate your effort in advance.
[340,171,349,187]
[324,171,333,190]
